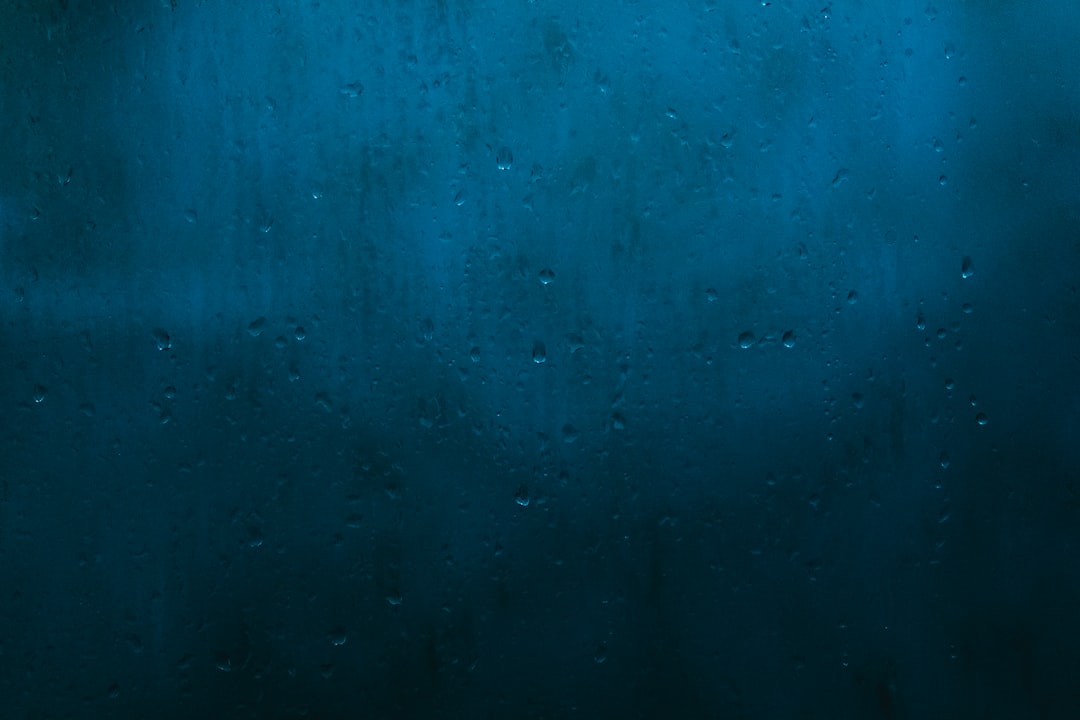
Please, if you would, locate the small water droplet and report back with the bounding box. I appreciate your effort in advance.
[152,328,172,351]
[705,287,718,303]
[916,313,926,331]
[737,331,755,349]
[469,346,481,363]
[514,485,530,507]
[32,385,47,403]
[939,451,951,470]
[339,81,364,98]
[975,412,988,426]
[594,643,608,664]
[496,146,513,170]
[961,256,975,279]
[846,290,858,304]
[782,330,796,348]
[562,424,579,443]
[248,316,266,337]
[294,326,307,342]
[852,392,864,409]
[315,392,334,413]
[538,268,555,285]
[532,341,547,364]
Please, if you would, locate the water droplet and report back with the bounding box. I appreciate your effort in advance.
[532,341,546,364]
[386,592,403,606]
[339,81,364,98]
[152,328,172,351]
[328,631,348,647]
[846,290,858,304]
[944,42,955,59]
[611,412,626,431]
[975,412,988,426]
[782,330,796,348]
[183,208,197,224]
[514,485,530,507]
[32,385,47,403]
[469,346,481,363]
[248,316,266,337]
[538,268,555,285]
[916,313,926,331]
[453,188,468,206]
[962,302,973,314]
[496,146,513,170]
[705,287,718,303]
[939,451,951,470]
[944,379,954,391]
[562,424,579,443]
[315,392,333,413]
[737,331,755,349]
[420,318,434,343]
[852,392,864,409]
[961,256,975,279]
[594,643,608,664]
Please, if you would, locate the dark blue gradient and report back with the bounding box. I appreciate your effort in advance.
[1,1,1078,718]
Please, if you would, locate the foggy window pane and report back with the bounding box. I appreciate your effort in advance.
[1,2,1078,717]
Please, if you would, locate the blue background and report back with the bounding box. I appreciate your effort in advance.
[1,1,1079,717]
